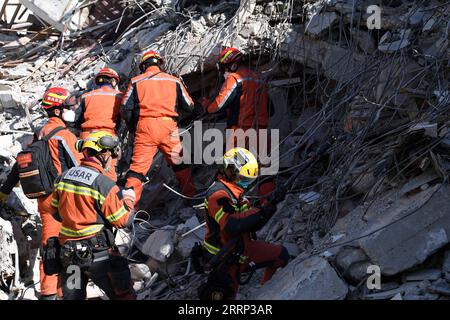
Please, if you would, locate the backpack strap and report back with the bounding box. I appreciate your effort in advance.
[42,126,66,141]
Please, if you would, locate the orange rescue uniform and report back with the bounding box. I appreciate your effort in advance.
[38,117,82,296]
[76,85,122,181]
[206,66,274,200]
[50,158,135,300]
[202,176,288,299]
[121,65,196,203]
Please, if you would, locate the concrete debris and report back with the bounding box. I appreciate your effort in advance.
[363,282,425,300]
[442,250,450,275]
[0,217,18,290]
[378,29,411,53]
[405,269,442,282]
[334,247,371,283]
[305,12,338,36]
[251,256,348,300]
[175,215,205,258]
[141,228,175,263]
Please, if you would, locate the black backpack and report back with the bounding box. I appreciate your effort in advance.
[16,126,65,199]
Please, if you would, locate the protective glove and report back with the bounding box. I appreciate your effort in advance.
[268,184,287,205]
[121,188,136,211]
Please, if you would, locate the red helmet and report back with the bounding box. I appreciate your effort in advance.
[95,67,120,83]
[141,50,163,66]
[218,47,243,65]
[41,87,69,109]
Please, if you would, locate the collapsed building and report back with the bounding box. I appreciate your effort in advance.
[0,0,450,300]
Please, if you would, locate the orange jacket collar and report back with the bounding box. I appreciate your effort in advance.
[46,116,66,127]
[40,117,66,137]
[80,157,106,174]
[144,65,161,75]
[217,175,244,199]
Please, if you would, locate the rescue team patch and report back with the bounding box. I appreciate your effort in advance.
[64,166,99,186]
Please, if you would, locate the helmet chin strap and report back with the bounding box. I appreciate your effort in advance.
[95,154,111,172]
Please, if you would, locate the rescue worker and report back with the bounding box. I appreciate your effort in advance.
[199,47,275,203]
[74,67,123,181]
[0,87,82,300]
[50,131,136,300]
[199,147,288,300]
[121,50,196,205]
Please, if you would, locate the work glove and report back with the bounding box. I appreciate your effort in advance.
[121,188,136,211]
[268,184,287,205]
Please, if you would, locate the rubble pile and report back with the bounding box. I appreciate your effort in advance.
[0,0,450,300]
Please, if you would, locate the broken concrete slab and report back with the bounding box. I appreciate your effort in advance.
[141,228,175,263]
[19,0,89,33]
[327,183,450,279]
[0,216,17,286]
[405,269,442,282]
[305,12,337,37]
[334,247,371,282]
[358,184,450,276]
[442,250,450,274]
[279,25,366,82]
[429,279,450,296]
[175,215,205,258]
[282,242,300,257]
[251,256,348,300]
[0,63,32,80]
[364,281,424,300]
[378,29,411,53]
[399,170,439,196]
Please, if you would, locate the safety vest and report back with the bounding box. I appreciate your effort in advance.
[203,181,249,256]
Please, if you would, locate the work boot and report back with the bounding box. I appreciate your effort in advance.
[39,293,58,300]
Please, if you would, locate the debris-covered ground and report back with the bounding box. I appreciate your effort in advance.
[1,0,450,300]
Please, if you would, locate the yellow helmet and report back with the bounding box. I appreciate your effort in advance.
[223,147,258,188]
[75,131,119,155]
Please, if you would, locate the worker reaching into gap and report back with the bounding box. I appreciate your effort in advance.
[0,87,83,300]
[49,131,136,300]
[74,68,123,181]
[197,147,289,300]
[121,50,197,205]
[199,47,276,204]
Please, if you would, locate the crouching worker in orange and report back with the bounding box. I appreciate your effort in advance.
[75,68,123,181]
[199,47,275,204]
[198,148,289,300]
[121,50,196,205]
[1,87,82,300]
[49,131,136,300]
